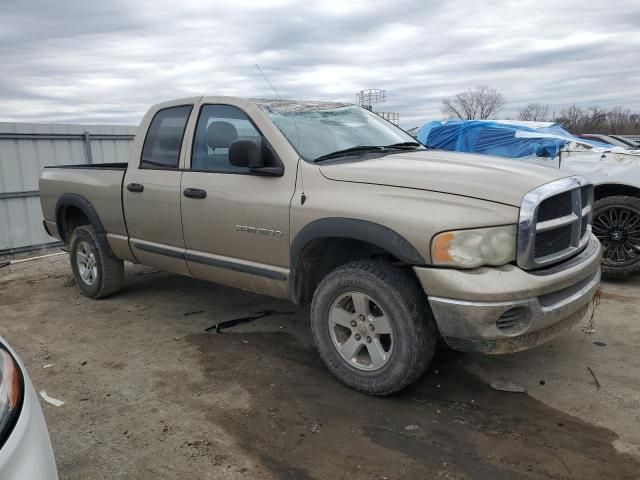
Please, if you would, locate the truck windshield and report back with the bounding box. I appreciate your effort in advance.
[255,100,422,161]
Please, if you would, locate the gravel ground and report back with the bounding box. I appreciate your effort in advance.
[1,252,639,479]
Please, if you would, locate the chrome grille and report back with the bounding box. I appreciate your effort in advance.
[517,176,593,270]
[537,191,572,221]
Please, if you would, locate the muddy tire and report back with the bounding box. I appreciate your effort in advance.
[69,225,124,299]
[310,261,437,395]
[592,196,640,279]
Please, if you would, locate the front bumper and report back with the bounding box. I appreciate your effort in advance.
[414,235,602,354]
[0,339,58,480]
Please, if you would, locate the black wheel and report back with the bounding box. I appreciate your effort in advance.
[592,196,640,279]
[310,261,437,395]
[69,225,124,298]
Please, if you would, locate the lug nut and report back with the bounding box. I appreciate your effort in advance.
[366,336,372,343]
[355,334,361,341]
[359,315,365,321]
[350,320,357,327]
[369,324,374,331]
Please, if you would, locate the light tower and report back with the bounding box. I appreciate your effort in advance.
[356,88,400,125]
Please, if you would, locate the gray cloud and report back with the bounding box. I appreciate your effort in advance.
[1,0,639,127]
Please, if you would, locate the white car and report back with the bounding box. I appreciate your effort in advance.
[0,337,58,479]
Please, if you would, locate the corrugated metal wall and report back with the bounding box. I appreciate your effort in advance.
[0,122,138,254]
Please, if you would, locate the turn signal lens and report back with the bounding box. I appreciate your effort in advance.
[0,348,23,442]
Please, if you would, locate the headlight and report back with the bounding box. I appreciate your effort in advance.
[0,347,23,447]
[431,225,517,268]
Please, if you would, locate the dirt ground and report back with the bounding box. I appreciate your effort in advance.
[1,252,639,480]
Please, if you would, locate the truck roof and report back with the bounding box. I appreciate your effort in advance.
[250,98,352,113]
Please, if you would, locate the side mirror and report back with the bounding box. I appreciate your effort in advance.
[229,139,284,176]
[229,139,263,168]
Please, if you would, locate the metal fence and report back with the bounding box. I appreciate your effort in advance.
[0,122,137,255]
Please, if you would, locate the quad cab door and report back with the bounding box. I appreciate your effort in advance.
[123,102,195,275]
[180,100,296,298]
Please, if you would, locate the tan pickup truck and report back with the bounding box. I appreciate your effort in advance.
[39,97,601,394]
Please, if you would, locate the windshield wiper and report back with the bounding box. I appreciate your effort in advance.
[385,142,423,149]
[313,146,387,163]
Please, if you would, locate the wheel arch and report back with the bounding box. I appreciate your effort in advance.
[55,193,106,244]
[594,183,640,201]
[289,218,426,304]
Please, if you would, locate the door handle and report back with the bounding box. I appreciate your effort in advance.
[183,188,207,199]
[127,183,144,193]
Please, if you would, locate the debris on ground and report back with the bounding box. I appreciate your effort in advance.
[39,390,65,407]
[404,425,419,431]
[43,363,54,369]
[587,367,601,390]
[183,310,205,316]
[0,261,10,269]
[593,341,607,347]
[205,310,295,333]
[582,327,597,334]
[309,421,321,433]
[489,380,527,393]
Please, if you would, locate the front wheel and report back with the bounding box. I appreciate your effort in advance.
[310,261,437,395]
[592,196,640,279]
[69,225,124,298]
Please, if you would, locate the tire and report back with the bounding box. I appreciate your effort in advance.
[310,261,437,395]
[69,225,124,298]
[592,196,640,279]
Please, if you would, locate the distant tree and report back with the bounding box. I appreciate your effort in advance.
[555,104,584,133]
[518,103,550,122]
[441,85,506,120]
[607,106,633,134]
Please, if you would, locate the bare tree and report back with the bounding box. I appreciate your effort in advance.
[518,103,550,122]
[607,106,632,134]
[555,104,639,135]
[441,85,506,120]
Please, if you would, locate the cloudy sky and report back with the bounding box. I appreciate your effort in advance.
[1,0,639,127]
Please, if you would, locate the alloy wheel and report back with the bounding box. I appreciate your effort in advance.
[328,291,394,371]
[592,206,640,265]
[76,241,98,286]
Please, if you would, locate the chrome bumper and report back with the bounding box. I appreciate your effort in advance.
[414,236,602,354]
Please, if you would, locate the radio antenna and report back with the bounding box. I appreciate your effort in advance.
[255,64,281,99]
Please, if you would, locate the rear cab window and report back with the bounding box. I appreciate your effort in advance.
[141,105,193,169]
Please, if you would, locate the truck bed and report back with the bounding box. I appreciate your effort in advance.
[39,164,128,244]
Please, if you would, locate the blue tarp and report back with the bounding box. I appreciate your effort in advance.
[417,120,612,159]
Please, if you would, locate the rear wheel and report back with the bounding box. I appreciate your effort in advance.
[592,196,640,279]
[310,261,437,395]
[69,225,124,298]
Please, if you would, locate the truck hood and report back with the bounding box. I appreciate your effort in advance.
[319,149,568,207]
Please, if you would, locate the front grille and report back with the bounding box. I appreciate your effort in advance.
[517,177,593,269]
[537,191,572,222]
[535,225,572,257]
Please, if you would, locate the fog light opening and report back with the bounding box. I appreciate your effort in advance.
[496,307,531,334]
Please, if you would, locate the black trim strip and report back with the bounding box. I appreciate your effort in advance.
[185,252,287,280]
[133,242,185,260]
[132,242,287,280]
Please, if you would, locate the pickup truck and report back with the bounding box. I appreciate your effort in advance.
[39,97,602,395]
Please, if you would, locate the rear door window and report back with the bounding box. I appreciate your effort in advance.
[141,105,193,169]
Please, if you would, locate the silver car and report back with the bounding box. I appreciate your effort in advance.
[0,337,58,479]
